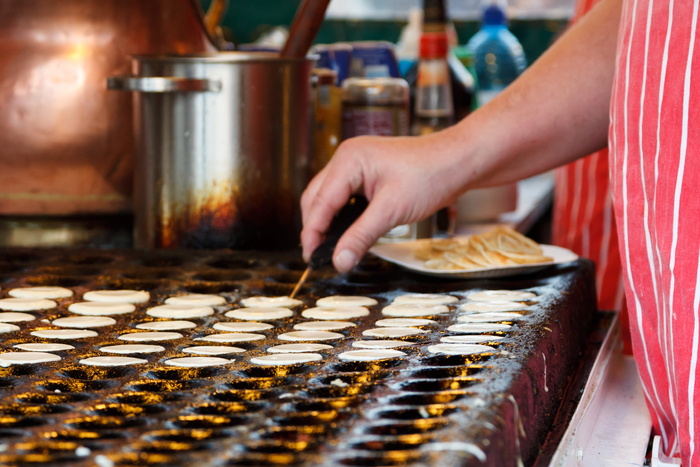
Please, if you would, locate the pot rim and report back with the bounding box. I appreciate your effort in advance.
[130,51,318,64]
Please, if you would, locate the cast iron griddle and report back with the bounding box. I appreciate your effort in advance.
[0,248,597,466]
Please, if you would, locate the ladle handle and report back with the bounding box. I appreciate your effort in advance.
[280,0,331,58]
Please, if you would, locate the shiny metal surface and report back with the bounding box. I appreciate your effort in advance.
[107,76,223,93]
[0,0,220,216]
[0,215,131,248]
[113,53,315,250]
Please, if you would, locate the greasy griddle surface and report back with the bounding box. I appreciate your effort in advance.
[0,248,597,466]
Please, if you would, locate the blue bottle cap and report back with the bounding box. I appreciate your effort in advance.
[483,4,506,26]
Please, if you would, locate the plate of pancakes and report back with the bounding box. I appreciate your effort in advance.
[370,226,578,279]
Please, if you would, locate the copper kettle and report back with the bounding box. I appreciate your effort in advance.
[0,0,225,216]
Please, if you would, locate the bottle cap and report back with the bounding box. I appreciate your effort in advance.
[419,32,449,59]
[483,4,506,26]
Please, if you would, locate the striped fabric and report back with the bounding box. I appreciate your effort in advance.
[553,0,627,316]
[610,0,700,463]
[553,150,626,312]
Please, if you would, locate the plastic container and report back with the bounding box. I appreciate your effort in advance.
[466,2,526,106]
[348,41,401,79]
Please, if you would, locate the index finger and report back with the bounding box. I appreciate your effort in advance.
[300,158,364,262]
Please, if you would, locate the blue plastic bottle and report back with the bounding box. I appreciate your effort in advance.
[466,3,526,106]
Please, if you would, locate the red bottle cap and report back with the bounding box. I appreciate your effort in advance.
[419,32,449,59]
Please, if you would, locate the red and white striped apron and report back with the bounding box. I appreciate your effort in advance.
[610,0,700,462]
[553,0,627,317]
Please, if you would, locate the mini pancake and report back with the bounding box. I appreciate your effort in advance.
[0,352,61,366]
[277,331,344,342]
[351,340,416,349]
[8,286,73,299]
[31,329,98,339]
[466,290,536,302]
[14,343,74,352]
[195,333,266,343]
[213,322,273,332]
[99,344,165,354]
[459,301,527,313]
[52,316,117,328]
[136,320,197,331]
[447,323,513,333]
[68,302,136,316]
[381,304,449,317]
[79,356,147,366]
[182,346,246,355]
[225,307,293,321]
[338,349,406,361]
[165,294,226,306]
[316,295,378,307]
[293,321,356,331]
[0,298,56,311]
[0,323,20,333]
[83,290,150,304]
[267,343,333,353]
[240,296,303,308]
[441,335,504,344]
[457,312,524,323]
[250,353,322,366]
[374,318,436,327]
[118,331,183,342]
[391,293,459,306]
[362,327,427,338]
[427,343,496,355]
[146,304,214,319]
[301,306,369,320]
[164,357,232,367]
[0,312,35,323]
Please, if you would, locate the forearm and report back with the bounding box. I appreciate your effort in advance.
[441,0,622,190]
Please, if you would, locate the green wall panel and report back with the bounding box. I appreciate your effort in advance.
[201,0,568,62]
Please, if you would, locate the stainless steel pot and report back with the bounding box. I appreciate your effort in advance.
[109,53,315,250]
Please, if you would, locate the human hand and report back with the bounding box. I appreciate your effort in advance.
[300,132,466,273]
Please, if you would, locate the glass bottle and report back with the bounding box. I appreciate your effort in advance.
[410,2,456,237]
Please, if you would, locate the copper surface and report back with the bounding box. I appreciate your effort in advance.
[281,0,332,58]
[0,0,220,215]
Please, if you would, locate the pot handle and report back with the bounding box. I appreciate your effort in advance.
[107,76,222,93]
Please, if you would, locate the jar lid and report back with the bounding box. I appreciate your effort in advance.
[341,77,409,105]
[313,68,337,86]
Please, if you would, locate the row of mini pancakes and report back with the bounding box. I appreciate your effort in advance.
[0,287,536,368]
